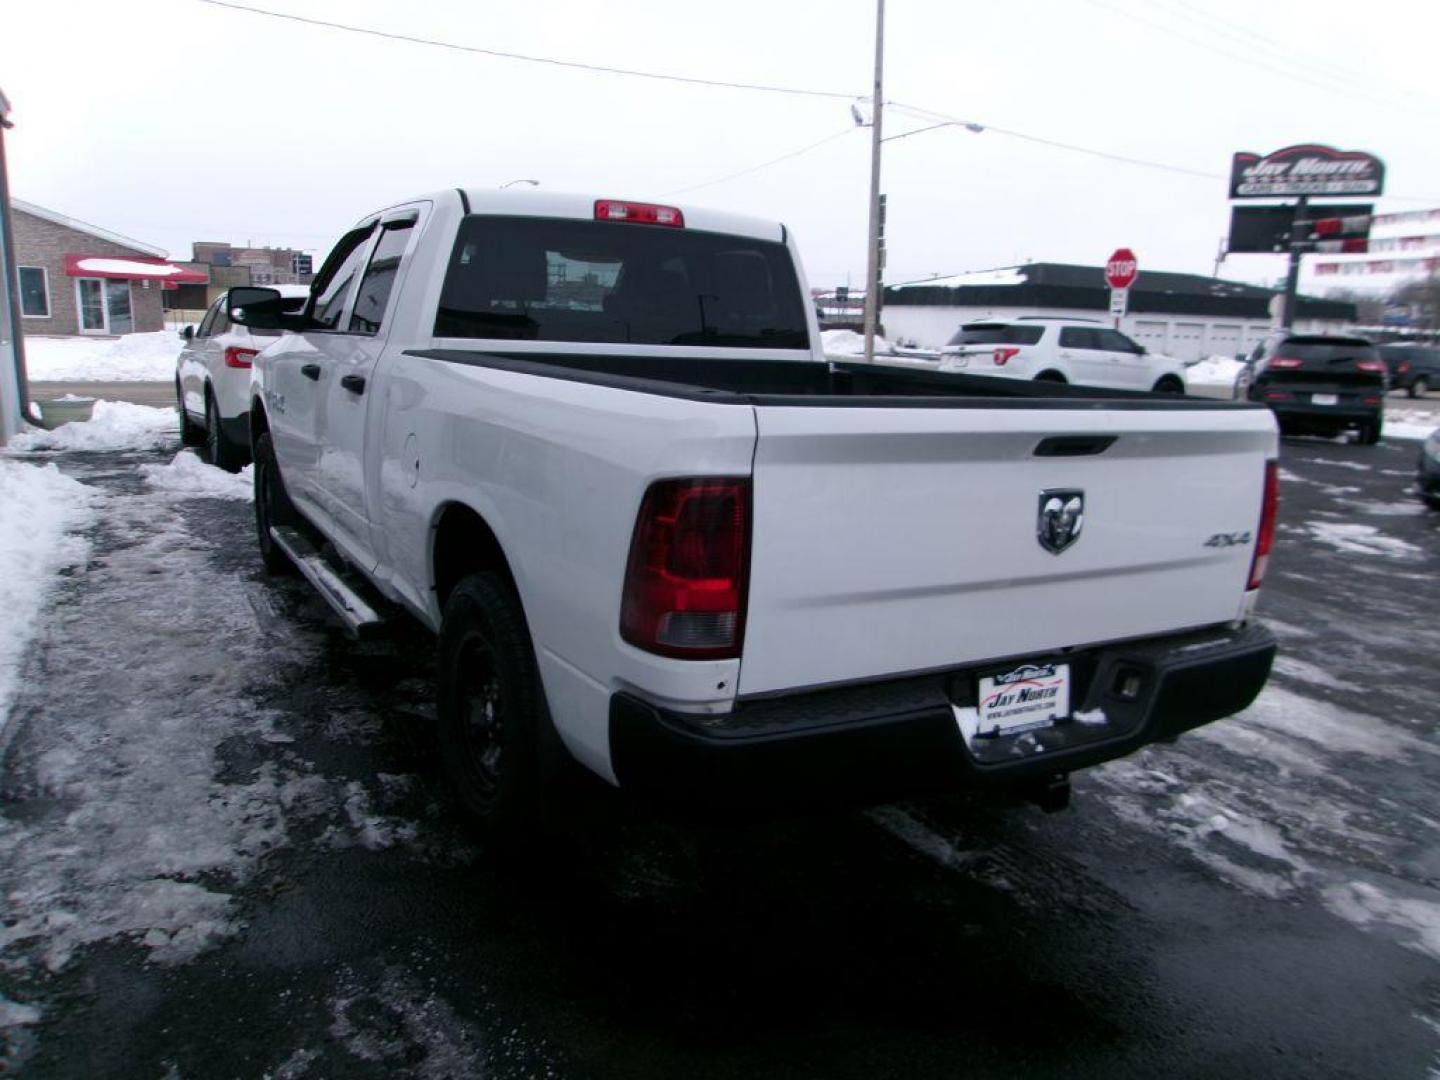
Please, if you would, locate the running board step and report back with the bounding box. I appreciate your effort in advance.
[269,526,384,639]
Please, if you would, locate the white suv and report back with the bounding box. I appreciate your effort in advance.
[937,318,1188,393]
[176,284,309,470]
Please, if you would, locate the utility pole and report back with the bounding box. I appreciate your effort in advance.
[0,87,29,446]
[861,0,885,364]
[1279,195,1309,330]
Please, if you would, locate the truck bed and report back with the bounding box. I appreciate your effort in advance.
[408,349,1264,411]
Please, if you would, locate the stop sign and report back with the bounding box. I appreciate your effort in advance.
[1105,249,1139,290]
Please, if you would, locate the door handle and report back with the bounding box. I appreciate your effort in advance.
[300,363,321,381]
[340,374,367,395]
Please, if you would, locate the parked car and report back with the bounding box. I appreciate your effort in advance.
[176,285,310,470]
[936,318,1189,393]
[1379,343,1440,398]
[226,188,1277,840]
[1245,333,1386,445]
[1419,429,1440,509]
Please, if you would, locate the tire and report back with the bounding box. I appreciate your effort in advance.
[1035,371,1068,384]
[1152,375,1185,394]
[1410,377,1429,398]
[1358,418,1383,446]
[177,382,205,447]
[437,573,548,844]
[253,432,298,575]
[205,392,246,473]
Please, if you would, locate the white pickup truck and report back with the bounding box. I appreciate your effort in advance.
[228,188,1279,836]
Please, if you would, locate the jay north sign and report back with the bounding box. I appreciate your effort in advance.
[1230,144,1384,199]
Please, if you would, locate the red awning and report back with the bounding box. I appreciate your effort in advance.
[63,253,208,286]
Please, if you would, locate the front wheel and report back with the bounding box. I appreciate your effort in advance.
[437,574,547,844]
[1410,377,1429,398]
[253,431,298,575]
[1151,375,1185,394]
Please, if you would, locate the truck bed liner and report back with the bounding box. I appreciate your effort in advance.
[407,349,1266,410]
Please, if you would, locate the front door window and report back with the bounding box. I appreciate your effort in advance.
[77,279,106,333]
[75,278,135,334]
[105,280,133,334]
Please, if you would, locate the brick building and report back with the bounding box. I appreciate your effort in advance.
[13,199,205,336]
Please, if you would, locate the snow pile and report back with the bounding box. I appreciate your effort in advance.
[0,460,94,739]
[1382,404,1438,442]
[1306,521,1422,558]
[1185,355,1246,398]
[140,450,252,500]
[8,400,176,453]
[889,267,1027,290]
[821,329,892,357]
[22,330,182,382]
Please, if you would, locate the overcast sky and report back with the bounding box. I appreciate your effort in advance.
[5,0,1438,291]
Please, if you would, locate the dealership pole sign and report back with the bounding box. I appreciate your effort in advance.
[1229,144,1384,199]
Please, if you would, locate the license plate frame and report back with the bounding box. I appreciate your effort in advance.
[975,661,1072,738]
[1312,393,1339,406]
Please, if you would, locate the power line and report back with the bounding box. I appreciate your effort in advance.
[889,103,1224,180]
[194,0,857,100]
[1081,0,1432,115]
[188,0,1437,200]
[660,129,857,197]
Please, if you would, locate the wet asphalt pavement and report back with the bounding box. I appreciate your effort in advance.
[1,431,1438,1079]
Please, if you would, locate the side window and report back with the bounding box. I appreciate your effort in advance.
[1059,327,1098,349]
[349,222,414,334]
[310,227,376,331]
[197,299,224,338]
[1098,329,1141,353]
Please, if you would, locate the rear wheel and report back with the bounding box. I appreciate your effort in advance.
[253,431,298,575]
[437,573,547,844]
[1357,418,1383,446]
[1151,375,1185,394]
[205,393,246,473]
[1410,376,1429,398]
[177,382,204,447]
[1035,371,1068,384]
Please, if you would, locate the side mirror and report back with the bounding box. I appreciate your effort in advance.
[179,325,195,341]
[227,286,286,330]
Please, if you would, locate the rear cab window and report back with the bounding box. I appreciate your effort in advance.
[947,324,1043,346]
[434,216,810,348]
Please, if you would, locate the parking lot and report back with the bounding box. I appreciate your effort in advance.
[0,423,1435,1079]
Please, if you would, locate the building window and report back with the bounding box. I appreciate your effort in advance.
[18,266,50,317]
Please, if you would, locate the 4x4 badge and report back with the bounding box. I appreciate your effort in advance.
[1038,489,1084,554]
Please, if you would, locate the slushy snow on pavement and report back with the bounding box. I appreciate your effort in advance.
[21,330,181,382]
[0,460,94,741]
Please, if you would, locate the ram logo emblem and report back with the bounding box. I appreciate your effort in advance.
[1038,489,1085,554]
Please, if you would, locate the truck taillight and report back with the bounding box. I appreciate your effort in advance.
[993,347,1020,366]
[224,347,259,369]
[595,200,684,227]
[620,477,750,660]
[1269,356,1303,369]
[1247,461,1279,591]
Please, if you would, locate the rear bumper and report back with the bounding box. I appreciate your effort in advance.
[610,622,1276,811]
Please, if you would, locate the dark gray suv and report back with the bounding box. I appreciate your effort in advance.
[1379,343,1440,398]
[1246,333,1387,445]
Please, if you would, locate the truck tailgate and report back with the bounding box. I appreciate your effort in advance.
[739,402,1276,696]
